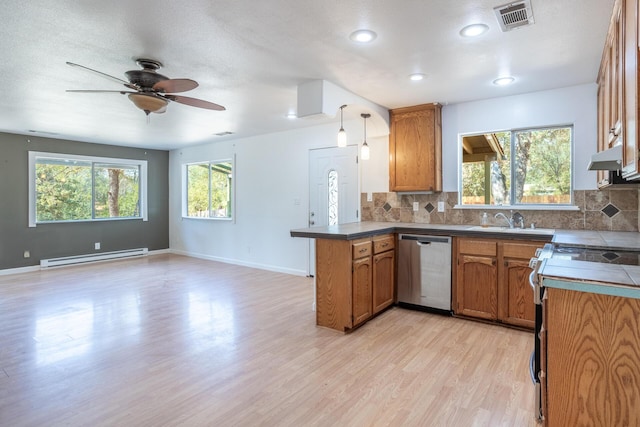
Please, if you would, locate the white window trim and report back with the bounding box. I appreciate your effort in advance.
[28,151,148,228]
[181,155,236,223]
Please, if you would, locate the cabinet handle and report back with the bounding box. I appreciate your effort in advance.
[359,248,367,253]
[381,243,388,248]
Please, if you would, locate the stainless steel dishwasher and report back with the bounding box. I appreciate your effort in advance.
[397,234,452,312]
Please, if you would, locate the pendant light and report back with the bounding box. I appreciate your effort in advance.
[337,104,347,147]
[361,113,371,160]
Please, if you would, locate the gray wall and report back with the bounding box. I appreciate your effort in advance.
[0,133,169,270]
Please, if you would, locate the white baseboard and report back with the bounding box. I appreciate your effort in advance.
[169,249,308,276]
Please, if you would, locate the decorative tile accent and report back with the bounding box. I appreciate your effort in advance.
[425,203,435,213]
[602,252,620,262]
[383,202,392,212]
[601,203,620,218]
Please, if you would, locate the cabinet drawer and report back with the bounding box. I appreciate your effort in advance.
[458,238,497,256]
[502,242,540,259]
[352,240,372,259]
[373,235,395,254]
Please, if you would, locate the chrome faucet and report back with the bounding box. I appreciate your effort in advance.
[494,211,514,228]
[494,210,525,229]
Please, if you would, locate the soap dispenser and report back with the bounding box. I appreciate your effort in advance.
[481,212,489,228]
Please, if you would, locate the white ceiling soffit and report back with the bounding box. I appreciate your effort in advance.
[297,80,390,137]
[494,0,535,32]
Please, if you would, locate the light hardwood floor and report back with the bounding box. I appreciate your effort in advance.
[0,254,536,426]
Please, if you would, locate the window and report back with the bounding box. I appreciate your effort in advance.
[28,152,147,227]
[460,126,572,206]
[328,170,338,226]
[184,159,234,220]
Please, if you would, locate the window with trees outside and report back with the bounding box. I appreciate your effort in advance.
[28,152,147,227]
[184,160,233,219]
[460,126,572,206]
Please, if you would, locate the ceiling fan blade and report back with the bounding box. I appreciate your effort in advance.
[153,79,198,93]
[66,90,135,94]
[166,95,226,111]
[66,62,138,90]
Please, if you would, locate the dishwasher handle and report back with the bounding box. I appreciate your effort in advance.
[399,234,451,245]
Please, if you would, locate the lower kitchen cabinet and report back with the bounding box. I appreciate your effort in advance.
[315,234,395,332]
[372,235,395,314]
[454,237,542,328]
[352,253,373,327]
[542,286,640,426]
[455,238,498,320]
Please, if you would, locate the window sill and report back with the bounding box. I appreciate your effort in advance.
[182,216,234,221]
[453,204,580,211]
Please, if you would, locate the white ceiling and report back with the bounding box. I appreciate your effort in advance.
[0,0,614,150]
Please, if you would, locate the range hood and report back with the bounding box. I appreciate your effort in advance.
[588,145,622,171]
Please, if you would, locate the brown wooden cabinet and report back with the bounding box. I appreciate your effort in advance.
[596,0,640,185]
[541,286,640,426]
[498,241,538,329]
[351,238,373,327]
[372,235,395,314]
[389,104,442,192]
[455,238,498,320]
[454,237,541,328]
[315,234,395,332]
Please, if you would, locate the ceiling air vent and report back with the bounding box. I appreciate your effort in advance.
[494,0,534,32]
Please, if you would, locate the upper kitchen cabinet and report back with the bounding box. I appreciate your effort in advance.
[596,0,639,184]
[389,104,442,192]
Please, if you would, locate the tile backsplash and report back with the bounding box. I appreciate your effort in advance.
[361,189,640,232]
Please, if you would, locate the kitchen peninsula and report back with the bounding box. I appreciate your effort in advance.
[292,221,640,426]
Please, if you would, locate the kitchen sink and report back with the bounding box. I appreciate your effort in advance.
[467,226,555,235]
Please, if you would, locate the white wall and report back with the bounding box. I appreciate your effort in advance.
[169,83,598,275]
[441,83,598,192]
[169,121,373,276]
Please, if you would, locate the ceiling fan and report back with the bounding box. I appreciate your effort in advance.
[66,58,226,116]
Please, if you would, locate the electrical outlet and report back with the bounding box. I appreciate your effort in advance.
[95,242,100,250]
[438,201,445,212]
[23,250,30,258]
[367,192,373,202]
[413,202,419,211]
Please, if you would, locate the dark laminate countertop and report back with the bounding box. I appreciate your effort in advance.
[291,221,640,293]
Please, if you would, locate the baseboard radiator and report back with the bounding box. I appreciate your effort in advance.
[40,248,148,268]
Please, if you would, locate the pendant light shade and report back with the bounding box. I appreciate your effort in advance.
[361,113,371,160]
[337,104,347,147]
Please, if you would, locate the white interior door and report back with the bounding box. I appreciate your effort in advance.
[308,146,359,276]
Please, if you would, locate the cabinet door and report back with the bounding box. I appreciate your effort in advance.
[389,104,442,192]
[352,256,373,326]
[456,254,498,320]
[544,287,640,426]
[372,250,394,314]
[500,258,535,328]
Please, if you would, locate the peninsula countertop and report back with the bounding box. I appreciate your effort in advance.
[291,221,640,293]
[290,221,640,250]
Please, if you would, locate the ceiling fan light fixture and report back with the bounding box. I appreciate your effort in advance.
[128,93,169,115]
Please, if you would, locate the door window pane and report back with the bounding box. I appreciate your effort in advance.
[328,169,338,226]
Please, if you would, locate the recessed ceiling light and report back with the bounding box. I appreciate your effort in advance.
[409,73,426,81]
[286,113,297,119]
[460,23,489,37]
[493,76,515,86]
[349,29,377,43]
